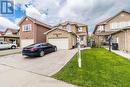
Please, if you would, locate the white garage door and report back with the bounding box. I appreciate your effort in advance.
[48,38,69,49]
[21,39,34,48]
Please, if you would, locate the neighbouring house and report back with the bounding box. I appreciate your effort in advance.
[93,10,130,52]
[0,31,4,36]
[111,26,130,52]
[0,28,20,46]
[44,21,88,49]
[44,27,77,49]
[0,31,4,41]
[19,16,52,48]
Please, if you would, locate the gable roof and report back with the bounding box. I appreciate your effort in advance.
[0,31,4,35]
[93,10,130,34]
[54,21,87,27]
[18,16,52,29]
[44,27,77,36]
[111,26,130,35]
[0,31,3,34]
[5,28,19,34]
[95,31,115,36]
[98,10,130,25]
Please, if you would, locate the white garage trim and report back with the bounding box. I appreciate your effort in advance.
[48,38,69,49]
[21,39,34,48]
[0,38,4,41]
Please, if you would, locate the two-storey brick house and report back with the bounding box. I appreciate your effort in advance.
[19,16,52,47]
[45,21,88,49]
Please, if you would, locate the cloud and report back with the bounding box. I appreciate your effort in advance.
[26,0,130,29]
[1,0,130,32]
[59,0,93,19]
[0,17,18,31]
[89,0,130,21]
[25,4,62,25]
[26,5,43,18]
[25,5,51,24]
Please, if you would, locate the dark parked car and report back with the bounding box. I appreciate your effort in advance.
[22,43,57,57]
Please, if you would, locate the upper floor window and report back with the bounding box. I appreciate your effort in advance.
[97,25,104,32]
[78,27,83,32]
[121,13,125,17]
[58,25,63,29]
[22,24,31,32]
[99,26,104,31]
[67,24,72,32]
[110,21,130,30]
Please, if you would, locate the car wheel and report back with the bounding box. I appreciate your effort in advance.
[11,45,16,49]
[40,51,44,57]
[54,47,57,52]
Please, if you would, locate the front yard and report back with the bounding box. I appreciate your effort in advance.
[53,48,130,87]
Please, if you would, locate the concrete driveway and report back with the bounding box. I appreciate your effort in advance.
[0,49,77,76]
[0,49,79,87]
[0,65,77,87]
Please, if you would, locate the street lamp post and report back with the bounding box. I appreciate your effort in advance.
[77,36,81,68]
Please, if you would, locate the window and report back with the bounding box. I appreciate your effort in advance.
[121,14,125,17]
[47,43,52,47]
[97,25,104,32]
[67,24,72,32]
[78,27,83,32]
[22,24,31,32]
[110,21,130,30]
[116,37,119,43]
[58,25,63,29]
[80,36,84,41]
[99,26,104,31]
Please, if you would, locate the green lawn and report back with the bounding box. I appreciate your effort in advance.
[53,48,130,87]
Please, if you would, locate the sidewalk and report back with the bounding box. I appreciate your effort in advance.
[0,49,21,56]
[104,47,130,60]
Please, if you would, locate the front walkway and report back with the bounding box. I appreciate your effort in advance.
[104,47,130,60]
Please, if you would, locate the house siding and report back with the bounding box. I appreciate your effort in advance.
[58,23,88,46]
[36,25,50,43]
[105,12,130,31]
[112,29,130,52]
[19,17,51,47]
[19,18,34,39]
[46,29,76,49]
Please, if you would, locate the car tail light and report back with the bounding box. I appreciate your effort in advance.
[31,48,38,51]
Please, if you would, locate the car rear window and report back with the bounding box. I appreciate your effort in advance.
[28,43,47,47]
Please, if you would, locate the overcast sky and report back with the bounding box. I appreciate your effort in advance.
[0,0,130,33]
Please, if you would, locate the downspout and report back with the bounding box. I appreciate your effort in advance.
[124,31,126,51]
[124,30,127,52]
